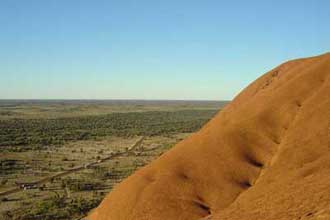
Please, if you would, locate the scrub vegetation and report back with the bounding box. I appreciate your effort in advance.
[0,100,227,220]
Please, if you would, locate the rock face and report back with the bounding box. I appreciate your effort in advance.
[89,53,330,220]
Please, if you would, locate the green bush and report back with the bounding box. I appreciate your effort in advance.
[16,195,102,220]
[0,110,217,151]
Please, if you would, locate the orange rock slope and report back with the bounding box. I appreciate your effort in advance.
[89,53,330,220]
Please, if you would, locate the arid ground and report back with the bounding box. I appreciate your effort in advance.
[0,100,227,220]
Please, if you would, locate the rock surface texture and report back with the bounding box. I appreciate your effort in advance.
[89,53,330,220]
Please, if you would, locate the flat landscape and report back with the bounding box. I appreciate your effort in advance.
[0,100,227,220]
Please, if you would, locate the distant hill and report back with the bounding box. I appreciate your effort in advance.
[88,53,330,220]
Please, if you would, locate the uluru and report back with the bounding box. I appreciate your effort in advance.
[88,53,330,220]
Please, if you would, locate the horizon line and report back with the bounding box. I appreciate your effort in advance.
[0,98,230,102]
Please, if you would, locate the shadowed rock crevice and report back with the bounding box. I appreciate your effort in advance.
[193,200,211,215]
[243,152,264,168]
[240,180,252,188]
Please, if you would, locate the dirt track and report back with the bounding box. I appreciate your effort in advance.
[0,136,145,198]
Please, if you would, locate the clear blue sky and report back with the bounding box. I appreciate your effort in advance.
[0,0,329,100]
